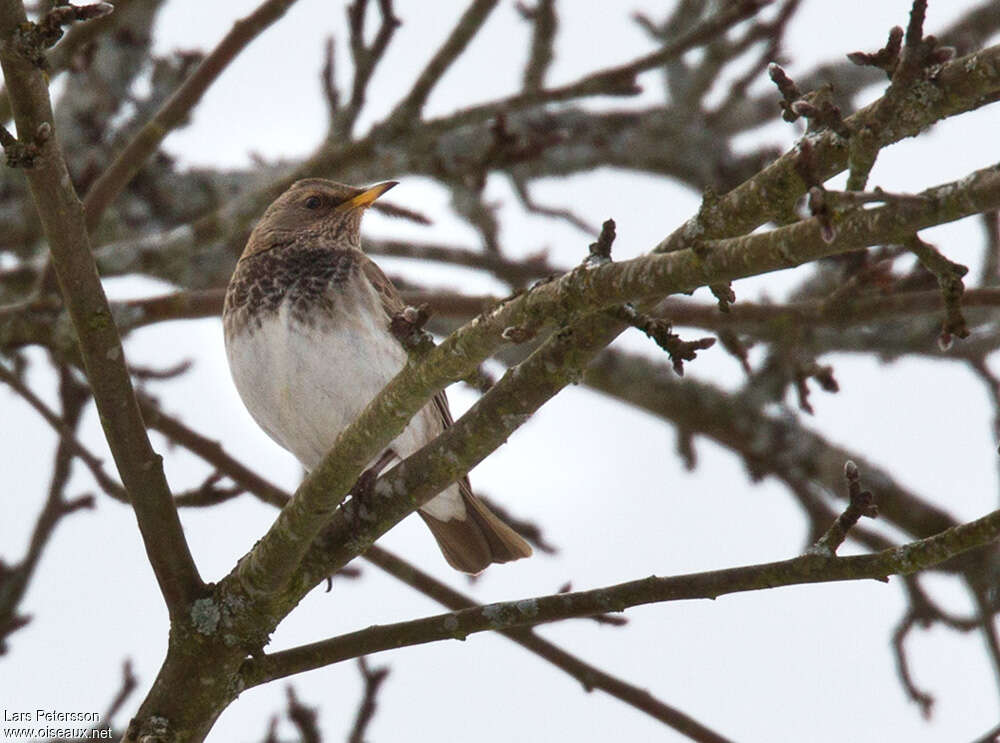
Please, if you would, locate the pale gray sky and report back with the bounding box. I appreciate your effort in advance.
[2,2,998,741]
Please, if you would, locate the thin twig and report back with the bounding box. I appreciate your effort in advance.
[980,211,1000,286]
[100,659,138,731]
[808,460,879,556]
[424,0,768,132]
[510,174,598,236]
[907,234,970,347]
[892,610,936,717]
[0,363,126,502]
[388,0,500,122]
[516,0,557,93]
[0,362,96,652]
[346,658,390,743]
[332,0,400,136]
[284,687,320,743]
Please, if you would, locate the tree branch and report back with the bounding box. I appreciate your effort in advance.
[332,0,400,137]
[243,505,1000,685]
[414,0,768,131]
[237,160,1000,599]
[655,42,1000,254]
[0,362,126,502]
[387,0,500,123]
[346,658,389,743]
[13,272,1000,349]
[583,349,963,547]
[363,547,736,743]
[0,0,201,614]
[516,0,557,93]
[0,363,95,653]
[82,0,302,233]
[75,38,1000,293]
[137,400,732,742]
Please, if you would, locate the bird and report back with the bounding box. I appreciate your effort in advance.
[222,178,532,573]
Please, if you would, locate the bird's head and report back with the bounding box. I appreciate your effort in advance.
[241,178,397,260]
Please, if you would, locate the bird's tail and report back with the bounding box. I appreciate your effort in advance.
[418,483,532,574]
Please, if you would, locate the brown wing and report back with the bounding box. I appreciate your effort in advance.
[360,254,532,572]
[360,253,455,441]
[424,382,531,571]
[359,253,406,317]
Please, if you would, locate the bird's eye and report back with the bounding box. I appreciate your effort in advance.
[304,196,322,210]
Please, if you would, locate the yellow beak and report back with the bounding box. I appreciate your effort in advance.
[341,181,398,211]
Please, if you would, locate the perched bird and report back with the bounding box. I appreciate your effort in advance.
[223,179,532,573]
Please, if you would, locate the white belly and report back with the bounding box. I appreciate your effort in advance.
[225,300,464,520]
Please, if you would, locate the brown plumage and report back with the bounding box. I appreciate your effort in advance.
[223,178,532,573]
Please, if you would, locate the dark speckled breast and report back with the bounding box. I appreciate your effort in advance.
[224,242,360,335]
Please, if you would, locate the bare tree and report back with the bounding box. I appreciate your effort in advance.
[2,0,1000,741]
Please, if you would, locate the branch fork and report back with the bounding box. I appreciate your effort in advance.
[0,118,48,167]
[809,460,879,557]
[389,303,434,353]
[7,1,113,68]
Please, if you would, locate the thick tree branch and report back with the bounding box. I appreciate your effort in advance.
[0,0,201,614]
[136,400,732,742]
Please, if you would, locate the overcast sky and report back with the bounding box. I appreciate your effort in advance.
[2,1,999,741]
